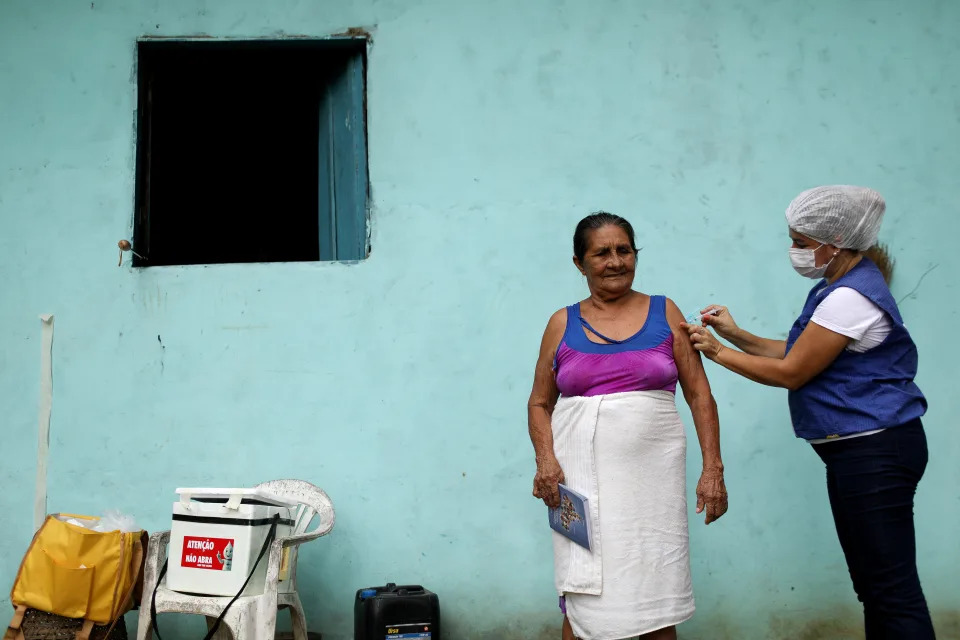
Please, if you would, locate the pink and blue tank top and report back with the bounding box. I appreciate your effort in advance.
[554,295,678,398]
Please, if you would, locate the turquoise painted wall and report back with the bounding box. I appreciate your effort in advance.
[1,1,958,638]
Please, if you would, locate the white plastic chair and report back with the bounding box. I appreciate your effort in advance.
[135,480,335,640]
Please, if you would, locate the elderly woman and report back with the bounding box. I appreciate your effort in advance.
[528,212,728,640]
[684,186,935,639]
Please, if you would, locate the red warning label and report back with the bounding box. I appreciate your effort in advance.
[181,537,235,571]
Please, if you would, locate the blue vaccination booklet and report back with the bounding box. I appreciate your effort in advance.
[548,484,592,550]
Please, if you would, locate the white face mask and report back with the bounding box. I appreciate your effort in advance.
[789,244,835,279]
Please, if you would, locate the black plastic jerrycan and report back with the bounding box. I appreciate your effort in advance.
[354,583,440,640]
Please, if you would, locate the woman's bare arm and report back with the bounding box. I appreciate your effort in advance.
[686,321,850,391]
[528,309,566,508]
[700,305,787,359]
[667,299,728,525]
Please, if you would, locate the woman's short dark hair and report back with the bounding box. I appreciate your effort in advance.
[573,212,638,262]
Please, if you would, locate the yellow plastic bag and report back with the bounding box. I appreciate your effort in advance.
[6,514,146,639]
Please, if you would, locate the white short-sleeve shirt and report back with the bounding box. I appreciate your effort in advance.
[805,287,893,443]
[811,287,892,353]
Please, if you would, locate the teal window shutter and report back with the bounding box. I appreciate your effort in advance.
[318,52,368,261]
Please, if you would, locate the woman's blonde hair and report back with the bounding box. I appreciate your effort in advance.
[864,243,895,285]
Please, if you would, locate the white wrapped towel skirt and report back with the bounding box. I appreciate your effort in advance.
[552,390,694,640]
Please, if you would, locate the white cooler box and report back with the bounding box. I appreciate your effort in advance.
[167,488,296,597]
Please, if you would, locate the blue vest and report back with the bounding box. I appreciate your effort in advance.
[785,259,927,440]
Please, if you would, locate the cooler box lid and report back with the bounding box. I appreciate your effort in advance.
[176,487,297,508]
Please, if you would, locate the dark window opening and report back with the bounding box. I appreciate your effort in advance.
[134,39,369,267]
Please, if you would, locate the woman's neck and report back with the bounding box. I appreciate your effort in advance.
[587,288,635,309]
[826,251,863,284]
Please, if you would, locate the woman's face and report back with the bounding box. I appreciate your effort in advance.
[789,229,837,267]
[575,225,637,296]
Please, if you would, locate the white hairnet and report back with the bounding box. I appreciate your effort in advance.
[785,185,886,251]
